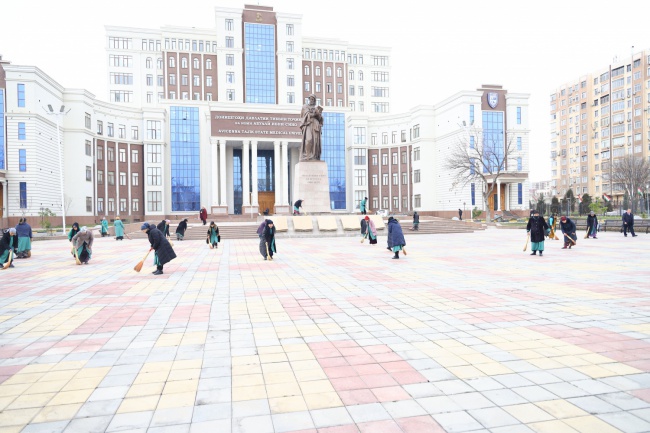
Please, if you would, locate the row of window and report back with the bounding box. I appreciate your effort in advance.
[97,197,140,213]
[97,121,139,140]
[168,74,215,87]
[97,146,141,162]
[96,170,144,186]
[303,65,343,78]
[167,91,222,101]
[168,57,213,70]
[354,128,416,145]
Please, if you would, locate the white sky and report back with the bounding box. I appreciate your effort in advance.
[2,0,649,181]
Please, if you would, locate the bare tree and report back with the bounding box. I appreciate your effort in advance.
[445,126,518,221]
[610,155,650,213]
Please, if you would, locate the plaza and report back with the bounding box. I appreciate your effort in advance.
[0,228,649,433]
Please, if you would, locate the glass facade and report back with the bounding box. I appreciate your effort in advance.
[244,23,276,104]
[321,112,346,210]
[482,111,504,173]
[257,150,274,192]
[0,90,5,169]
[170,107,200,211]
[233,149,242,214]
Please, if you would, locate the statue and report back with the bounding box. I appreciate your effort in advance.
[299,94,323,161]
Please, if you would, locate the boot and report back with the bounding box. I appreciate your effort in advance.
[539,251,543,256]
[530,251,537,255]
[392,252,399,259]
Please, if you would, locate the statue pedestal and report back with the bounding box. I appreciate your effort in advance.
[293,161,331,213]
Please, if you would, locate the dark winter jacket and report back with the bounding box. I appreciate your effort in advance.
[176,220,188,235]
[560,218,577,241]
[15,222,32,238]
[0,232,18,251]
[622,212,635,226]
[413,212,420,224]
[148,227,177,266]
[263,223,276,251]
[199,209,208,221]
[157,220,170,237]
[360,219,367,235]
[586,214,598,229]
[387,218,406,248]
[526,216,549,243]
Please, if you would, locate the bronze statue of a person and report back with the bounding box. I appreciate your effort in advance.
[299,94,323,161]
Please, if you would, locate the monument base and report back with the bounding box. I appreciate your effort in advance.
[210,206,228,215]
[293,161,331,213]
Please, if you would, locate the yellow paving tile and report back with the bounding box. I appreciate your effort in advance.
[162,379,198,394]
[574,364,619,379]
[40,369,78,382]
[564,415,624,433]
[232,355,261,366]
[260,353,288,363]
[528,420,581,433]
[141,361,173,373]
[291,360,321,371]
[286,351,315,362]
[172,359,202,370]
[18,364,54,374]
[167,368,201,381]
[258,346,285,355]
[133,371,170,384]
[447,365,485,379]
[50,361,87,372]
[125,382,165,398]
[299,379,335,395]
[261,362,292,374]
[232,385,267,401]
[504,403,555,423]
[1,372,46,385]
[304,392,344,410]
[31,403,82,423]
[47,389,93,405]
[6,393,55,410]
[528,357,566,370]
[0,396,17,411]
[474,362,513,376]
[117,395,160,413]
[232,364,263,376]
[0,407,41,427]
[600,363,642,376]
[266,382,301,398]
[535,400,588,419]
[157,391,196,409]
[24,380,68,394]
[269,395,308,414]
[293,368,328,382]
[264,372,296,385]
[232,373,265,387]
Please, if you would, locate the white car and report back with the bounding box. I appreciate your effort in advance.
[375,209,388,217]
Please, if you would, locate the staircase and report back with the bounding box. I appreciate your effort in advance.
[406,218,485,235]
[126,222,260,241]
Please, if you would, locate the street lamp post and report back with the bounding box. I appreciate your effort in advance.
[44,105,69,235]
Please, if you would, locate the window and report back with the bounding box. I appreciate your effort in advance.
[392,153,398,165]
[469,105,474,125]
[97,170,103,184]
[97,120,103,135]
[147,167,162,185]
[107,147,114,161]
[371,154,377,165]
[169,57,175,68]
[315,82,321,92]
[132,172,139,186]
[227,90,235,101]
[147,120,161,140]
[226,54,234,66]
[97,198,104,213]
[206,59,212,70]
[147,144,162,163]
[169,74,176,85]
[287,75,294,87]
[17,122,26,140]
[193,75,200,86]
[326,67,332,77]
[412,124,420,139]
[85,140,91,156]
[181,75,188,86]
[17,84,25,107]
[287,92,295,103]
[517,137,522,151]
[469,136,475,149]
[413,147,420,161]
[315,66,321,76]
[354,169,366,186]
[517,107,522,124]
[471,183,475,205]
[19,182,27,208]
[107,123,114,137]
[354,148,366,165]
[517,183,523,205]
[414,169,421,183]
[402,172,408,185]
[119,172,127,186]
[353,127,366,144]
[401,130,406,142]
[382,154,388,165]
[382,174,388,185]
[120,198,127,212]
[401,151,407,164]
[286,41,294,52]
[118,124,126,139]
[85,113,91,129]
[304,65,310,76]
[107,171,115,185]
[86,166,92,181]
[226,72,234,83]
[373,197,379,209]
[392,173,398,185]
[97,146,103,160]
[108,198,115,212]
[131,149,139,163]
[18,149,26,172]
[131,126,138,140]
[147,191,162,212]
[372,174,378,185]
[286,24,294,35]
[157,58,162,69]
[517,157,522,171]
[226,37,234,48]
[86,197,92,213]
[132,199,139,212]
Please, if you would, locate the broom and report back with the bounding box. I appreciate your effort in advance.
[402,247,407,256]
[208,236,214,249]
[563,232,576,245]
[360,233,366,243]
[2,250,13,270]
[73,246,82,265]
[265,241,273,261]
[523,233,529,252]
[134,248,153,272]
[583,225,590,239]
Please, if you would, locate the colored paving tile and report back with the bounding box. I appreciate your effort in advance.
[0,228,649,432]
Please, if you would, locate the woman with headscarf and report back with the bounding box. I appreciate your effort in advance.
[176,218,188,241]
[141,222,176,275]
[387,216,406,259]
[559,216,577,249]
[259,219,276,260]
[101,217,109,237]
[156,219,171,239]
[364,215,378,245]
[68,222,80,256]
[411,212,420,231]
[526,210,550,256]
[199,207,208,225]
[114,216,125,240]
[15,218,33,258]
[586,211,598,239]
[207,221,220,249]
[72,226,94,264]
[0,228,18,268]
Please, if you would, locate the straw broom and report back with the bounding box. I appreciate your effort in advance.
[134,248,153,272]
[584,225,590,239]
[563,232,577,245]
[523,233,529,252]
[73,246,82,265]
[265,241,273,261]
[208,236,214,249]
[2,250,13,270]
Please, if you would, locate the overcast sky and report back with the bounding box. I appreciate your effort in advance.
[2,0,649,181]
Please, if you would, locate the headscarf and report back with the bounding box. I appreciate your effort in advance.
[364,216,369,221]
[165,219,170,223]
[72,222,79,229]
[8,228,16,234]
[210,221,216,226]
[81,226,87,232]
[560,216,567,222]
[115,216,120,220]
[266,219,274,226]
[141,222,150,230]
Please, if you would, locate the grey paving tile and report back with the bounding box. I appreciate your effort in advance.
[568,396,622,414]
[271,411,315,433]
[106,411,154,432]
[468,407,520,429]
[432,411,483,433]
[310,407,354,428]
[597,411,650,433]
[21,420,69,433]
[347,402,391,423]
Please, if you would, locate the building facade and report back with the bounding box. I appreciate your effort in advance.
[550,50,650,206]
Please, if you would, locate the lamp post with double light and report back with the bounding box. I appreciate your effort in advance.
[43,104,70,235]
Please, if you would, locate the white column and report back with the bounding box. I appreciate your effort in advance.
[273,141,281,205]
[251,141,259,206]
[496,179,501,211]
[505,184,511,211]
[210,138,219,207]
[219,140,227,207]
[242,141,250,206]
[2,180,7,219]
[281,142,289,206]
[127,143,132,216]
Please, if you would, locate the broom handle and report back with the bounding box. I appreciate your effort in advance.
[142,248,153,261]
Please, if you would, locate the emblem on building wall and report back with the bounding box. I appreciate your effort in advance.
[487,92,499,109]
[256,13,263,22]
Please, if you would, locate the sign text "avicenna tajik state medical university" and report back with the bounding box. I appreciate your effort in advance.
[211,111,302,138]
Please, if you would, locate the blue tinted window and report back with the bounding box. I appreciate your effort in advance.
[19,182,27,208]
[469,105,474,125]
[170,107,200,211]
[257,150,274,192]
[19,149,26,172]
[471,183,475,206]
[469,136,474,149]
[17,84,25,107]
[482,111,504,173]
[517,183,523,204]
[18,122,26,140]
[517,136,522,151]
[233,149,242,214]
[517,157,522,171]
[245,23,276,104]
[516,107,521,124]
[0,89,5,169]
[322,112,346,210]
[470,157,475,175]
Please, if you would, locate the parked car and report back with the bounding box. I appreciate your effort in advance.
[376,209,388,217]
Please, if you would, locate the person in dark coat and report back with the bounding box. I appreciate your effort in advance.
[559,216,577,249]
[176,219,188,241]
[207,221,219,249]
[142,222,176,275]
[257,219,268,239]
[199,207,208,225]
[586,211,598,239]
[293,199,304,215]
[157,219,171,238]
[259,220,276,260]
[458,209,463,220]
[622,209,637,237]
[387,216,406,259]
[360,218,368,237]
[526,210,550,256]
[72,226,94,264]
[410,212,420,231]
[68,222,80,257]
[0,228,18,268]
[15,218,33,258]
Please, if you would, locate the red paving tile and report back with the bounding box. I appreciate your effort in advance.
[360,373,398,388]
[358,419,404,433]
[631,389,650,403]
[331,377,367,391]
[338,389,379,406]
[371,386,412,402]
[317,426,360,433]
[396,416,446,433]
